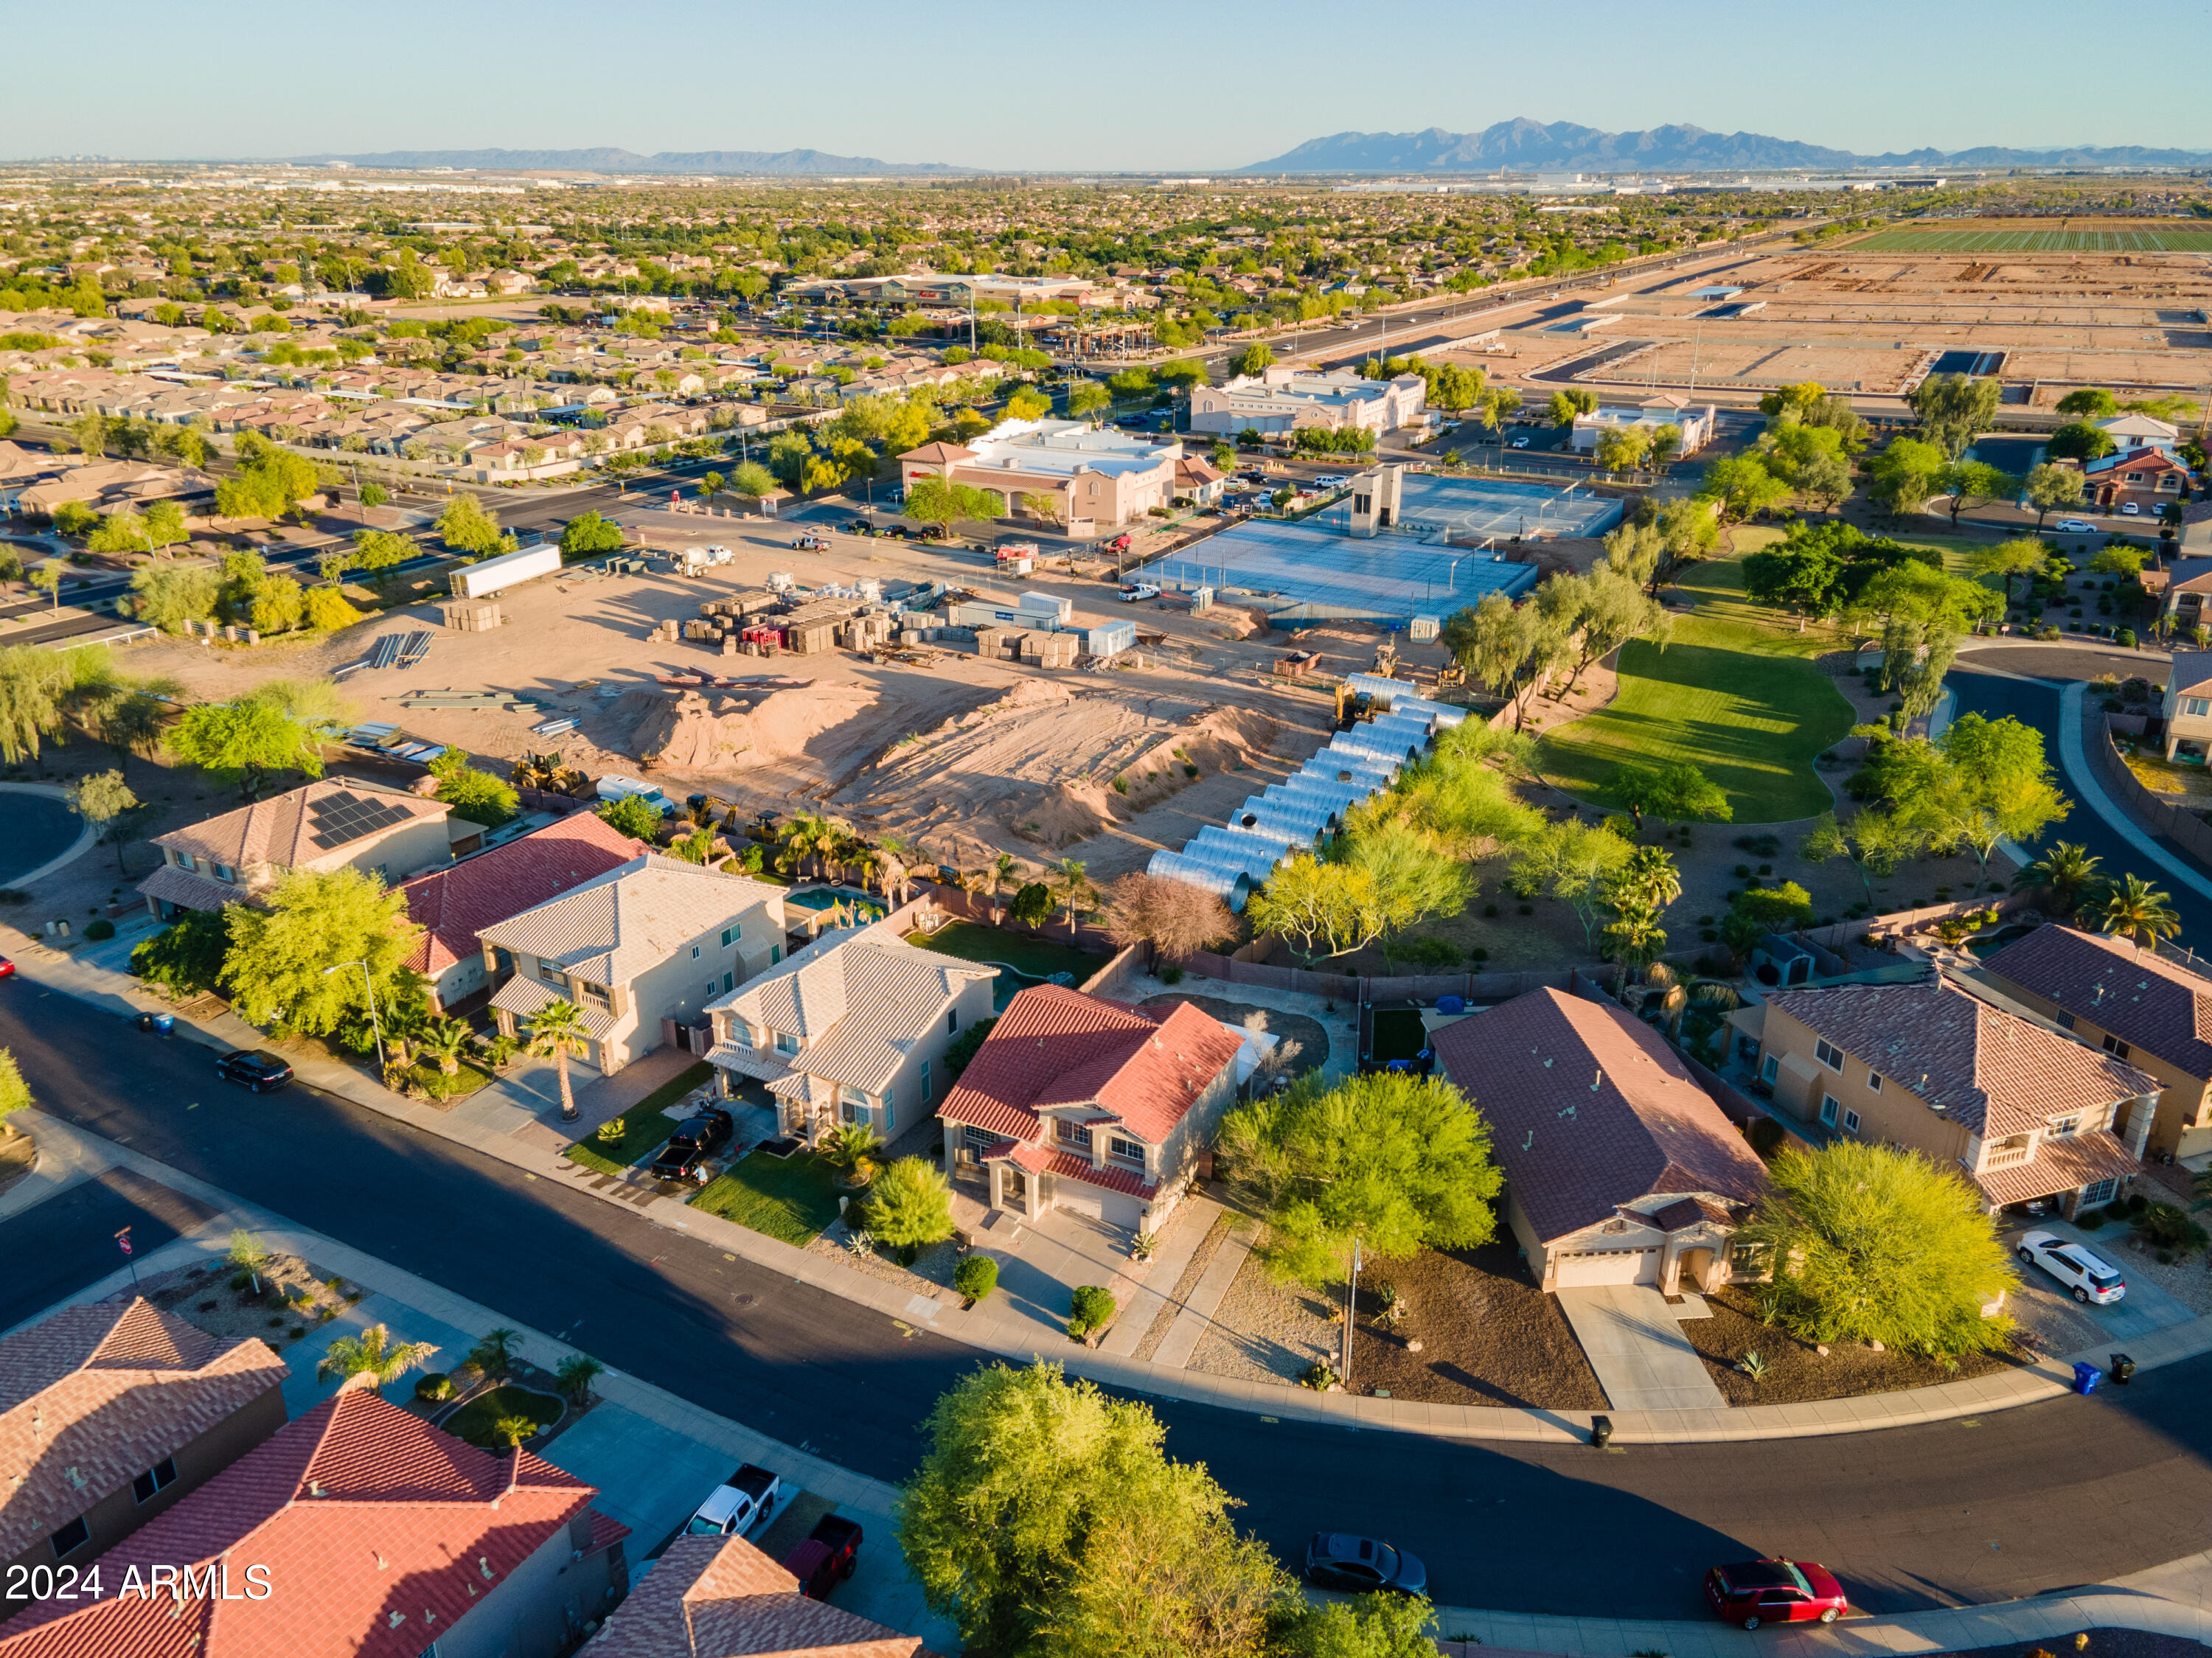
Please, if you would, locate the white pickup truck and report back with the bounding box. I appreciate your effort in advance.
[684,1463,782,1538]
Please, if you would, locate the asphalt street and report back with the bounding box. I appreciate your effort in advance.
[4,983,2211,1617]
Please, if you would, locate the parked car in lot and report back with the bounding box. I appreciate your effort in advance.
[2119,501,2141,515]
[215,1050,294,1093]
[2017,1230,2126,1305]
[1303,1533,1426,1595]
[1119,584,1161,602]
[2054,519,2098,534]
[1704,1559,1848,1629]
[684,1464,781,1537]
[653,1106,735,1183]
[784,1513,863,1600]
[791,533,830,551]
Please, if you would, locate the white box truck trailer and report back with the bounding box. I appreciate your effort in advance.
[448,543,563,600]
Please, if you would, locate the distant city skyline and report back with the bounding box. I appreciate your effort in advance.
[7,0,2210,174]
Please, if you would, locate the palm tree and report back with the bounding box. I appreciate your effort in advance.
[2099,873,2182,950]
[556,1353,605,1405]
[491,1414,538,1449]
[467,1327,521,1382]
[526,999,594,1122]
[226,1228,274,1296]
[991,853,1020,923]
[316,1323,438,1394]
[2012,842,2104,916]
[872,835,914,904]
[1048,856,1093,936]
[821,1120,883,1182]
[418,1018,472,1078]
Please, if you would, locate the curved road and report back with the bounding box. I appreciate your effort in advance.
[1,988,2208,1620]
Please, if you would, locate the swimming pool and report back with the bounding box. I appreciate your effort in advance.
[0,792,83,888]
[784,885,889,918]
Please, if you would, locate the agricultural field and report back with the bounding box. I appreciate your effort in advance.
[1847,224,2212,253]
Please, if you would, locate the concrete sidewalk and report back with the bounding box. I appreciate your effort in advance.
[13,924,2212,1449]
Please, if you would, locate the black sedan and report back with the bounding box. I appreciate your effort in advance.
[652,1106,735,1182]
[1304,1533,1426,1595]
[215,1050,294,1093]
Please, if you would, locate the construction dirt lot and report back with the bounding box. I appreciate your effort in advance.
[123,515,1470,882]
[1521,226,2212,405]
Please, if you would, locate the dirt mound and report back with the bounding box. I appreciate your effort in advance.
[839,682,1280,867]
[631,683,879,770]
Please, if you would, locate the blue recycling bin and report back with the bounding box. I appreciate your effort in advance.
[151,1012,175,1035]
[1436,995,1466,1015]
[2073,1362,2104,1396]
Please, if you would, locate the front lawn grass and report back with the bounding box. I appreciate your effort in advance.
[1535,549,1855,823]
[442,1384,564,1449]
[905,921,1102,983]
[692,1149,843,1246]
[562,1060,712,1176]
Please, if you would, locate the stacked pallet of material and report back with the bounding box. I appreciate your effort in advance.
[439,600,504,632]
[973,627,1007,659]
[785,620,838,655]
[1019,630,1077,669]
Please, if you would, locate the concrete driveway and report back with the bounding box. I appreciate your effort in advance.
[2003,1219,2196,1348]
[1556,1284,1728,1410]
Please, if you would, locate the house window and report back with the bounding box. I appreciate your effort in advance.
[2053,1011,2075,1030]
[2051,1115,2080,1139]
[1866,1070,1883,1093]
[1109,1135,1146,1166]
[691,944,701,960]
[770,945,782,964]
[722,972,734,993]
[1759,1053,1778,1084]
[919,1059,931,1104]
[212,863,234,883]
[2184,698,2211,720]
[774,1031,801,1056]
[175,851,198,872]
[132,1457,178,1504]
[2084,1177,2121,1205]
[722,925,739,947]
[2101,1034,2132,1062]
[576,980,611,1012]
[1819,1094,1840,1127]
[946,1008,959,1035]
[49,1516,88,1559]
[841,1093,872,1126]
[538,959,566,989]
[1056,1118,1090,1149]
[1842,1108,1861,1135]
[963,1125,997,1157]
[1815,1039,1845,1073]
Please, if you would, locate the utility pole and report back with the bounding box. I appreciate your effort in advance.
[1339,1236,1363,1388]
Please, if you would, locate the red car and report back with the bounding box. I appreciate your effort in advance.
[0,955,14,980]
[1704,1559,1847,1629]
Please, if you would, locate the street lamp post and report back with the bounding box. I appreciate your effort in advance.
[1340,1235,1363,1388]
[322,961,385,1072]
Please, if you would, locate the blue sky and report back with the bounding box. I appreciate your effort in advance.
[9,0,2210,170]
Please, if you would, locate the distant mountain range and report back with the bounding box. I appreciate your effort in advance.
[288,147,961,175]
[1241,121,2212,174]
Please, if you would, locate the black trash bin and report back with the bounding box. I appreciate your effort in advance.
[2110,1352,2137,1384]
[1590,1414,1613,1447]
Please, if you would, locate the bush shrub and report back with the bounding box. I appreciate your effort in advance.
[83,918,114,941]
[953,1255,998,1303]
[414,1372,453,1403]
[1748,1118,1787,1159]
[2137,1202,2208,1255]
[2118,629,2138,649]
[1067,1284,1116,1339]
[1159,964,1183,985]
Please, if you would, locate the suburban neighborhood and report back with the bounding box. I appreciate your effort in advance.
[5,16,2212,1658]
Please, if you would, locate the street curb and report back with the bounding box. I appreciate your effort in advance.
[10,924,2208,1448]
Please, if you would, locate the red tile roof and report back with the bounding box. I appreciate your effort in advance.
[580,1533,928,1658]
[1765,973,2159,1138]
[1981,924,2212,1080]
[398,811,644,980]
[993,1140,1158,1199]
[0,1388,623,1658]
[1975,1129,2142,1207]
[937,984,1242,1146]
[0,1299,288,1566]
[1431,989,1767,1246]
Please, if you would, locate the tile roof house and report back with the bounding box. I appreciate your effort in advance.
[580,1532,936,1658]
[1739,971,2159,1217]
[482,852,789,1076]
[1430,988,1767,1294]
[1978,924,2212,1161]
[705,920,996,1146]
[0,1299,288,1580]
[2157,648,2212,762]
[936,984,1245,1233]
[397,810,645,1013]
[0,1387,628,1658]
[138,779,474,922]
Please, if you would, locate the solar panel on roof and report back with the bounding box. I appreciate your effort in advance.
[305,790,414,851]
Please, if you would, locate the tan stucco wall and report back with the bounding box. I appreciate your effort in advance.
[1974,975,2212,1160]
[1756,1004,1975,1164]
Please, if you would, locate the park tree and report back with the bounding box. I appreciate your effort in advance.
[905,476,1002,534]
[1607,760,1731,832]
[1228,341,1274,377]
[560,510,625,558]
[1441,591,1565,731]
[1969,537,2048,610]
[437,492,516,557]
[1247,856,1385,961]
[730,460,777,499]
[1006,386,1051,422]
[215,445,317,519]
[2056,387,2118,419]
[349,528,414,582]
[0,645,71,763]
[1547,386,1598,427]
[1934,713,2070,877]
[1742,1141,2016,1358]
[66,769,142,872]
[222,865,425,1037]
[1801,807,1927,909]
[1509,818,1633,951]
[304,586,365,632]
[2046,421,2115,463]
[1697,453,1790,522]
[1934,460,2017,528]
[1866,436,1947,518]
[1538,566,1669,697]
[1099,871,1236,964]
[1907,372,2000,458]
[1222,1069,1499,1294]
[1593,425,1653,472]
[167,680,349,798]
[2024,462,2087,529]
[1067,382,1110,418]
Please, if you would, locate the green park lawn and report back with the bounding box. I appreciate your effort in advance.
[1536,542,1856,823]
[692,1149,844,1247]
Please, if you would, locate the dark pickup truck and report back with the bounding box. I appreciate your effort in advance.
[651,1106,734,1183]
[783,1513,863,1600]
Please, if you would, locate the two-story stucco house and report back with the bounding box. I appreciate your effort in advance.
[936,985,1245,1235]
[1739,972,2158,1219]
[1432,987,1769,1294]
[1978,924,2212,1162]
[703,921,998,1144]
[481,853,788,1076]
[2158,649,2212,763]
[137,779,476,921]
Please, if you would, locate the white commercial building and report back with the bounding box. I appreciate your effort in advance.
[1188,366,1427,438]
[1569,394,1719,457]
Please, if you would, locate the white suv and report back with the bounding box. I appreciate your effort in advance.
[2016,1230,2126,1305]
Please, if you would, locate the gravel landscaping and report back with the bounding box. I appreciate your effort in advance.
[2070,1218,2212,1316]
[147,1252,362,1348]
[1680,1284,2031,1407]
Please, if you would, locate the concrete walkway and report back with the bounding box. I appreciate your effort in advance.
[2055,679,2212,904]
[13,923,2212,1448]
[1556,1285,1729,1411]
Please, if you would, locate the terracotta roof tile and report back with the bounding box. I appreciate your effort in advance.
[0,1390,622,1658]
[1974,1129,2143,1206]
[1431,988,1767,1246]
[399,812,643,979]
[992,1140,1158,1199]
[1981,924,2212,1080]
[151,779,449,873]
[580,1533,925,1658]
[0,1299,288,1567]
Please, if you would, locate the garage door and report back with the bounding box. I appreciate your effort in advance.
[1551,1246,1660,1288]
[1052,1186,1105,1222]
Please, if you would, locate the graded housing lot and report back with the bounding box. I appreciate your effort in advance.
[1534,221,2212,403]
[127,513,1351,882]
